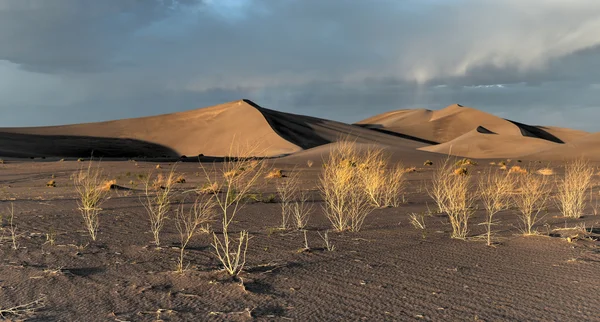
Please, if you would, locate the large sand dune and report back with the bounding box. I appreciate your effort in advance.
[357,104,588,159]
[0,100,431,158]
[525,132,600,161]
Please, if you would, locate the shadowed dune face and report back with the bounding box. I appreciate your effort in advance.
[0,132,179,158]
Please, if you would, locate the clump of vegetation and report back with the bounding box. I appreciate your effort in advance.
[556,159,594,219]
[455,158,477,167]
[174,196,216,273]
[508,165,527,174]
[100,179,117,192]
[73,161,110,241]
[536,168,554,176]
[265,168,284,179]
[429,158,476,239]
[513,171,550,235]
[360,148,407,208]
[320,141,375,232]
[175,175,186,184]
[46,180,56,188]
[141,167,178,247]
[454,167,468,176]
[478,169,514,246]
[201,144,266,277]
[3,203,18,249]
[423,160,433,166]
[276,169,314,229]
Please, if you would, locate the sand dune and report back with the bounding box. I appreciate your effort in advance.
[357,104,588,159]
[418,127,560,159]
[0,99,431,158]
[525,132,600,161]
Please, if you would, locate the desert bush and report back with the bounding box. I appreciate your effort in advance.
[73,161,109,241]
[46,180,56,188]
[359,148,406,208]
[174,196,216,273]
[508,165,527,174]
[265,169,284,179]
[318,230,335,251]
[512,171,550,235]
[141,167,177,247]
[536,168,554,176]
[319,141,374,232]
[291,190,313,229]
[429,158,476,239]
[478,169,514,245]
[556,159,595,219]
[455,158,477,167]
[201,144,266,276]
[409,212,427,230]
[424,160,433,166]
[175,175,186,184]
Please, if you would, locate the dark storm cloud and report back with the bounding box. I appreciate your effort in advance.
[0,0,600,130]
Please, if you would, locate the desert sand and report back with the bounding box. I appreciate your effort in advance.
[1,100,599,321]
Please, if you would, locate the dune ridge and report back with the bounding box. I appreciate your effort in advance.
[0,99,431,158]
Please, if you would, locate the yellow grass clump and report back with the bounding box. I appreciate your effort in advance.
[46,180,56,188]
[142,167,178,247]
[508,165,527,174]
[100,179,117,192]
[536,168,554,176]
[265,169,284,179]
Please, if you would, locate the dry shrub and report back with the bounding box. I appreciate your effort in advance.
[174,196,216,273]
[424,160,433,166]
[355,148,407,208]
[100,179,117,192]
[429,158,476,239]
[512,171,550,235]
[46,180,56,188]
[454,167,468,176]
[200,143,266,276]
[73,161,109,241]
[455,158,477,167]
[198,182,220,194]
[508,165,527,174]
[405,166,417,173]
[265,169,284,179]
[175,175,186,184]
[536,168,554,176]
[320,141,374,232]
[141,167,177,247]
[556,159,594,219]
[478,169,514,245]
[291,190,313,229]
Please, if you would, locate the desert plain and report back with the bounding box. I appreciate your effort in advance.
[0,100,599,321]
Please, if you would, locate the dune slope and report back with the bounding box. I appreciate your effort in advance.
[0,100,432,158]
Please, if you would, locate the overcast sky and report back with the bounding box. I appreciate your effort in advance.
[1,0,600,130]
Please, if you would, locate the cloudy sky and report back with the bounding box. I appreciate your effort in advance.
[1,0,600,130]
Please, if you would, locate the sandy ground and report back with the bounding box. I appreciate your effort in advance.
[1,159,600,321]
